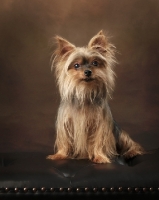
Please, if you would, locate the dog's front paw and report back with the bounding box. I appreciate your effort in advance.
[46,153,68,160]
[92,155,111,164]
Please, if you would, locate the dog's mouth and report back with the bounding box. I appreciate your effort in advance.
[82,78,95,82]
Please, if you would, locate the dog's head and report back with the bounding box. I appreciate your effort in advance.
[52,30,117,103]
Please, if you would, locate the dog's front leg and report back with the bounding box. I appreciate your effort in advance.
[47,149,68,160]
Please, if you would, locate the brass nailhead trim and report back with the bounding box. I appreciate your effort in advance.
[1,187,159,194]
[135,187,139,192]
[85,187,89,192]
[59,188,63,192]
[50,187,54,192]
[23,187,28,192]
[101,187,107,192]
[118,187,122,192]
[67,188,72,192]
[32,188,37,192]
[93,188,98,192]
[143,187,147,192]
[41,187,45,192]
[5,188,9,192]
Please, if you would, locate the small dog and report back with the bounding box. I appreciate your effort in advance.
[47,30,144,163]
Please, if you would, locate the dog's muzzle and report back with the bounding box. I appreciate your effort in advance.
[84,69,92,77]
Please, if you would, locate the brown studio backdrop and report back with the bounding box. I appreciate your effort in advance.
[0,0,159,153]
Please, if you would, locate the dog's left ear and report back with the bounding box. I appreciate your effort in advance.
[55,36,75,57]
[88,30,107,54]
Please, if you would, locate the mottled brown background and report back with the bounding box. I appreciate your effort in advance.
[0,0,159,153]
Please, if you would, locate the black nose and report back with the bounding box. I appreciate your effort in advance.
[84,70,92,77]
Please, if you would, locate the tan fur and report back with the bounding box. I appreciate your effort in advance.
[47,30,144,163]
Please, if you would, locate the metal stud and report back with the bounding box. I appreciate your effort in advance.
[5,188,9,192]
[59,188,63,192]
[101,187,106,192]
[127,187,132,192]
[23,188,28,192]
[67,188,72,192]
[32,188,37,192]
[14,188,18,192]
[41,187,45,192]
[76,188,80,192]
[149,187,153,192]
[118,187,122,192]
[85,188,89,192]
[143,187,147,192]
[135,187,139,192]
[93,188,98,192]
[50,188,54,192]
[110,187,114,192]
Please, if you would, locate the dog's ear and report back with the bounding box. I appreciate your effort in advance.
[88,30,107,54]
[55,36,75,56]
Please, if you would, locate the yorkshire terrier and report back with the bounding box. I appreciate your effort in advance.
[47,30,144,163]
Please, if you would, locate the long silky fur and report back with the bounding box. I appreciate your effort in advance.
[55,100,117,163]
[47,30,144,163]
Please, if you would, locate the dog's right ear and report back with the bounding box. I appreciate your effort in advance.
[55,36,75,56]
[88,30,108,55]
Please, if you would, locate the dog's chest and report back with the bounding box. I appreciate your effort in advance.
[69,105,104,134]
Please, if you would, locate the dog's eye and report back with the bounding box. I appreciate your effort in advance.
[74,63,80,69]
[92,60,99,66]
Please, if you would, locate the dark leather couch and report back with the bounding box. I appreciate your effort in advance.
[0,149,159,199]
